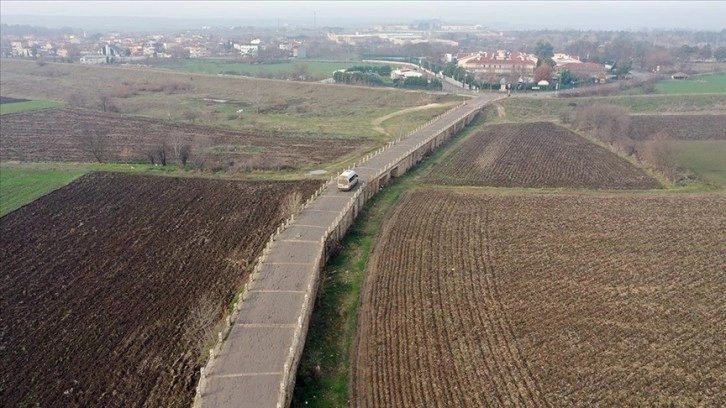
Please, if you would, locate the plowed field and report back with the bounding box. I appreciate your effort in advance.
[0,108,365,169]
[424,122,660,189]
[353,189,726,407]
[628,114,726,141]
[0,172,320,407]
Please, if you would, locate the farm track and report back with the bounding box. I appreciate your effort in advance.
[0,172,320,407]
[0,108,364,169]
[424,122,660,189]
[353,189,726,407]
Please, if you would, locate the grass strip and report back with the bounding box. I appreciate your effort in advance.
[291,115,485,407]
[0,100,65,115]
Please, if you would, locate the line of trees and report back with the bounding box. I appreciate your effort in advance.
[333,70,384,86]
[568,103,679,182]
[345,65,392,76]
[394,76,442,90]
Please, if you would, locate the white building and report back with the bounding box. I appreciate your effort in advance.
[391,69,423,80]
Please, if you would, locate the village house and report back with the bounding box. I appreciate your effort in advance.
[457,50,538,75]
[557,62,609,82]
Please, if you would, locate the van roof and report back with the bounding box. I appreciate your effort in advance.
[340,170,357,177]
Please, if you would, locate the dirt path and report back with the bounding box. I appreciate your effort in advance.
[371,102,458,135]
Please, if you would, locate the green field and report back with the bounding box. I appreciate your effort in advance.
[655,73,726,94]
[0,167,86,216]
[0,100,65,115]
[674,140,726,187]
[155,59,357,79]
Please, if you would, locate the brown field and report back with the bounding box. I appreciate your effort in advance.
[0,60,455,139]
[424,122,660,189]
[628,114,726,141]
[353,189,726,407]
[0,172,320,407]
[0,108,366,170]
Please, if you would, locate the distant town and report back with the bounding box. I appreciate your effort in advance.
[2,20,725,91]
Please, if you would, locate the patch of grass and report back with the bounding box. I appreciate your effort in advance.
[0,100,65,115]
[655,73,726,94]
[1,60,456,141]
[154,59,357,79]
[673,140,726,188]
[380,104,456,138]
[0,167,85,216]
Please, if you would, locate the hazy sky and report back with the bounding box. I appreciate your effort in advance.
[1,1,725,30]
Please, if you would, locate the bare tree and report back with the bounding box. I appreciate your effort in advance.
[67,93,87,108]
[573,103,632,149]
[640,132,678,182]
[75,127,109,163]
[183,294,223,357]
[98,95,111,112]
[292,62,310,81]
[279,191,302,218]
[172,135,192,168]
[146,149,156,165]
[156,142,168,166]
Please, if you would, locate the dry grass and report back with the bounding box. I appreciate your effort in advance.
[0,60,456,139]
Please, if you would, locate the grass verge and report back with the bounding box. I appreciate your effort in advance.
[291,115,485,407]
[291,177,406,408]
[0,100,65,115]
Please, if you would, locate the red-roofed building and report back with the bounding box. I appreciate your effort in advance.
[558,62,609,82]
[457,50,538,75]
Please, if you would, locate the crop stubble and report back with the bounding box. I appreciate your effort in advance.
[424,122,660,189]
[0,108,365,169]
[0,172,320,407]
[353,189,726,407]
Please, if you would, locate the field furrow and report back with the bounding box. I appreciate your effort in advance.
[353,189,726,407]
[424,122,660,189]
[0,172,320,407]
[0,108,366,170]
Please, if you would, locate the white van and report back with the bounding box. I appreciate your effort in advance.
[337,170,359,191]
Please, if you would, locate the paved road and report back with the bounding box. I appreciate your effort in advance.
[198,93,503,408]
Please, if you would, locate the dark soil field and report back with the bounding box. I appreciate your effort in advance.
[423,122,660,189]
[0,108,366,170]
[627,114,726,141]
[353,189,726,407]
[0,172,321,407]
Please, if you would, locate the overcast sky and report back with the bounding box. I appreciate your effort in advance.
[1,1,725,31]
